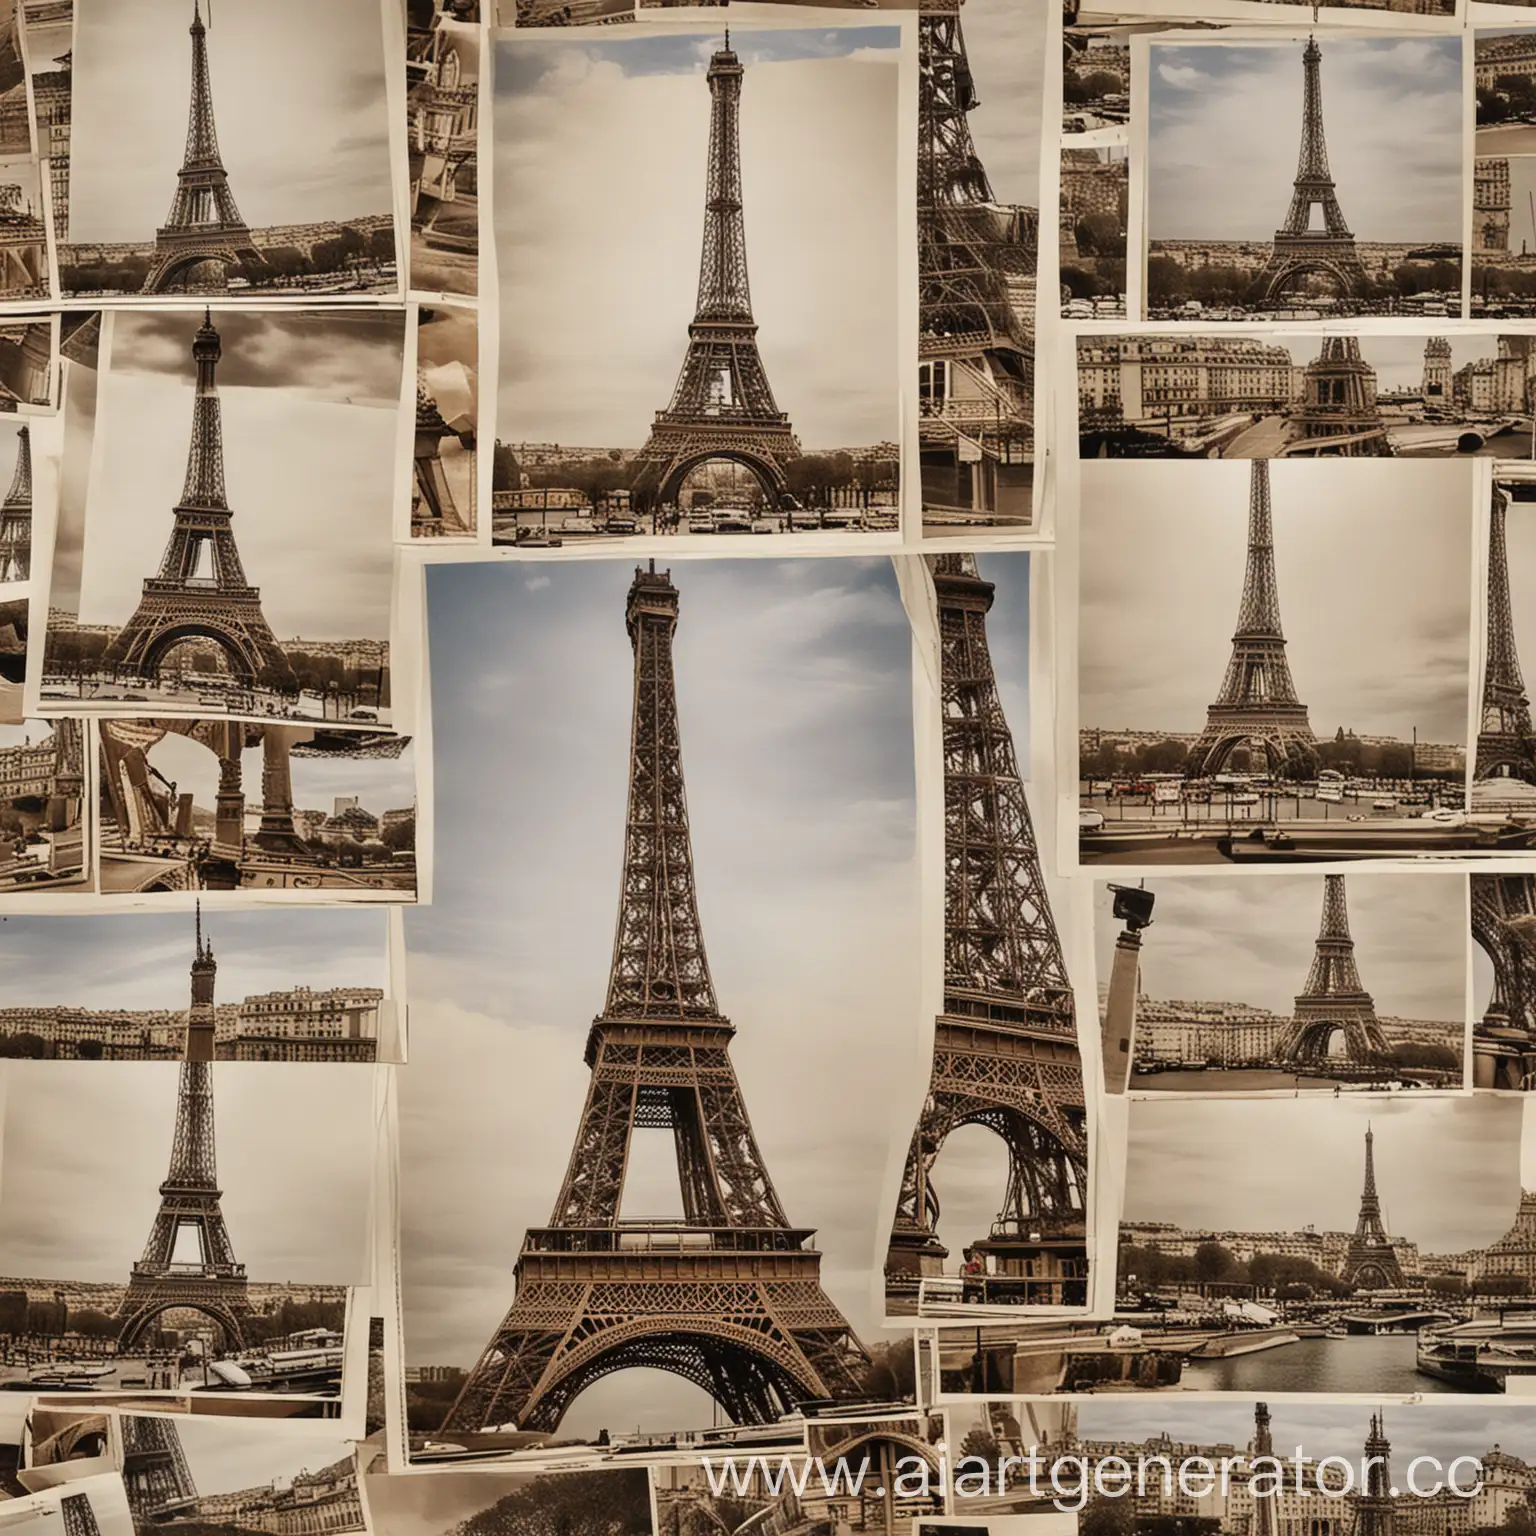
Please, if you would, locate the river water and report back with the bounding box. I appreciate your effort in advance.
[1181,1333,1463,1395]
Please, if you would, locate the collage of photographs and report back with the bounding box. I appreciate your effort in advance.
[16,0,1536,1534]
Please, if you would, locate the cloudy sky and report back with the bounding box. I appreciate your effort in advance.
[494,28,901,449]
[1079,459,1473,744]
[399,555,916,1437]
[0,1061,376,1284]
[112,730,418,829]
[0,907,386,1011]
[1079,1398,1536,1472]
[1499,158,1536,254]
[68,0,394,242]
[73,310,401,640]
[1148,37,1462,243]
[1123,1095,1521,1253]
[364,1467,650,1536]
[144,1415,356,1499]
[50,363,96,617]
[1093,873,1466,1023]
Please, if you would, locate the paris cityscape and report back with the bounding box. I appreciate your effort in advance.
[1144,37,1462,319]
[1077,459,1474,865]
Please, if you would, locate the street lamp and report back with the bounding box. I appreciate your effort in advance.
[1103,882,1156,1095]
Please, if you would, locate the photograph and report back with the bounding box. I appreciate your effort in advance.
[1097,873,1467,1091]
[0,156,46,302]
[917,0,1044,534]
[40,309,401,724]
[365,1466,653,1536]
[0,597,26,716]
[1145,37,1462,320]
[23,2,70,244]
[0,717,86,893]
[1077,333,1536,460]
[97,719,418,898]
[490,27,903,546]
[1060,147,1126,321]
[884,555,1092,1320]
[1047,1401,1536,1533]
[1475,478,1536,807]
[61,0,397,298]
[415,304,477,540]
[0,320,54,413]
[399,556,917,1458]
[1472,157,1536,314]
[406,3,476,299]
[0,906,394,1061]
[1063,30,1130,135]
[0,419,27,580]
[1076,458,1474,865]
[1477,29,1536,154]
[1473,872,1536,1089]
[0,1476,134,1536]
[0,1059,372,1397]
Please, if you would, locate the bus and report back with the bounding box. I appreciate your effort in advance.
[1317,769,1345,804]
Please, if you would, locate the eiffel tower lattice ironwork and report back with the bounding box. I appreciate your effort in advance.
[121,1414,199,1527]
[143,0,261,295]
[917,0,1031,513]
[0,424,31,582]
[1277,876,1388,1065]
[1339,1125,1403,1289]
[1189,462,1318,778]
[101,311,297,692]
[1251,1405,1277,1536]
[117,907,253,1349]
[1249,39,1368,307]
[412,374,467,536]
[885,555,1088,1311]
[1356,1414,1397,1536]
[1286,338,1392,457]
[60,1495,102,1536]
[630,37,800,515]
[1471,873,1536,1090]
[442,564,869,1435]
[1477,486,1536,784]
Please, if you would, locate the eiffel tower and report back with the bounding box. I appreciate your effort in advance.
[629,37,800,516]
[1277,876,1388,1065]
[142,0,261,295]
[1471,873,1536,1090]
[917,0,1032,517]
[1189,462,1318,778]
[0,424,31,582]
[117,907,253,1349]
[121,1415,199,1527]
[1339,1125,1403,1289]
[1285,338,1391,457]
[441,565,868,1435]
[412,375,467,536]
[1356,1414,1396,1536]
[101,311,297,693]
[59,1495,102,1536]
[1476,486,1536,784]
[1251,1405,1277,1536]
[885,555,1087,1312]
[1249,39,1368,307]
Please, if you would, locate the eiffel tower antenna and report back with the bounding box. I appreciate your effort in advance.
[1190,462,1318,778]
[442,566,868,1435]
[101,313,297,695]
[629,39,800,516]
[1476,486,1536,784]
[886,555,1088,1310]
[1278,875,1388,1068]
[1248,37,1368,308]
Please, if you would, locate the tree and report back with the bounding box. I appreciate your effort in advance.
[959,1426,1000,1466]
[1079,1499,1135,1536]
[67,1308,118,1338]
[492,442,521,492]
[381,815,415,852]
[1427,1275,1467,1298]
[0,1290,27,1335]
[1075,212,1126,259]
[1192,1241,1239,1283]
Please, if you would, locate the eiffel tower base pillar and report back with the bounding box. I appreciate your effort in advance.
[885,1229,949,1285]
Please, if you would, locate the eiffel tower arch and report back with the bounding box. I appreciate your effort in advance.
[142,0,262,295]
[117,909,253,1350]
[1476,486,1536,784]
[441,565,868,1436]
[630,38,800,516]
[1249,39,1369,308]
[1472,873,1536,1089]
[1189,462,1318,778]
[101,312,297,693]
[1276,876,1389,1065]
[885,556,1088,1312]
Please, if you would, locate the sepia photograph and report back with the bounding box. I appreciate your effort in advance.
[1060,147,1126,321]
[1063,29,1130,135]
[1077,333,1536,459]
[490,28,903,545]
[0,717,85,894]
[0,905,393,1061]
[0,320,55,414]
[882,555,1093,1321]
[365,1465,653,1536]
[416,304,477,541]
[1477,29,1536,154]
[1145,37,1462,319]
[0,155,46,303]
[97,719,417,899]
[1475,479,1536,810]
[41,309,401,724]
[62,0,397,298]
[0,597,26,716]
[399,556,917,1458]
[1076,458,1473,865]
[1472,157,1536,314]
[406,2,476,299]
[1096,873,1467,1092]
[0,1476,134,1536]
[0,1059,373,1397]
[1473,871,1536,1090]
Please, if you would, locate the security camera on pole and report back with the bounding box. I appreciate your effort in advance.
[1103,884,1155,1094]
